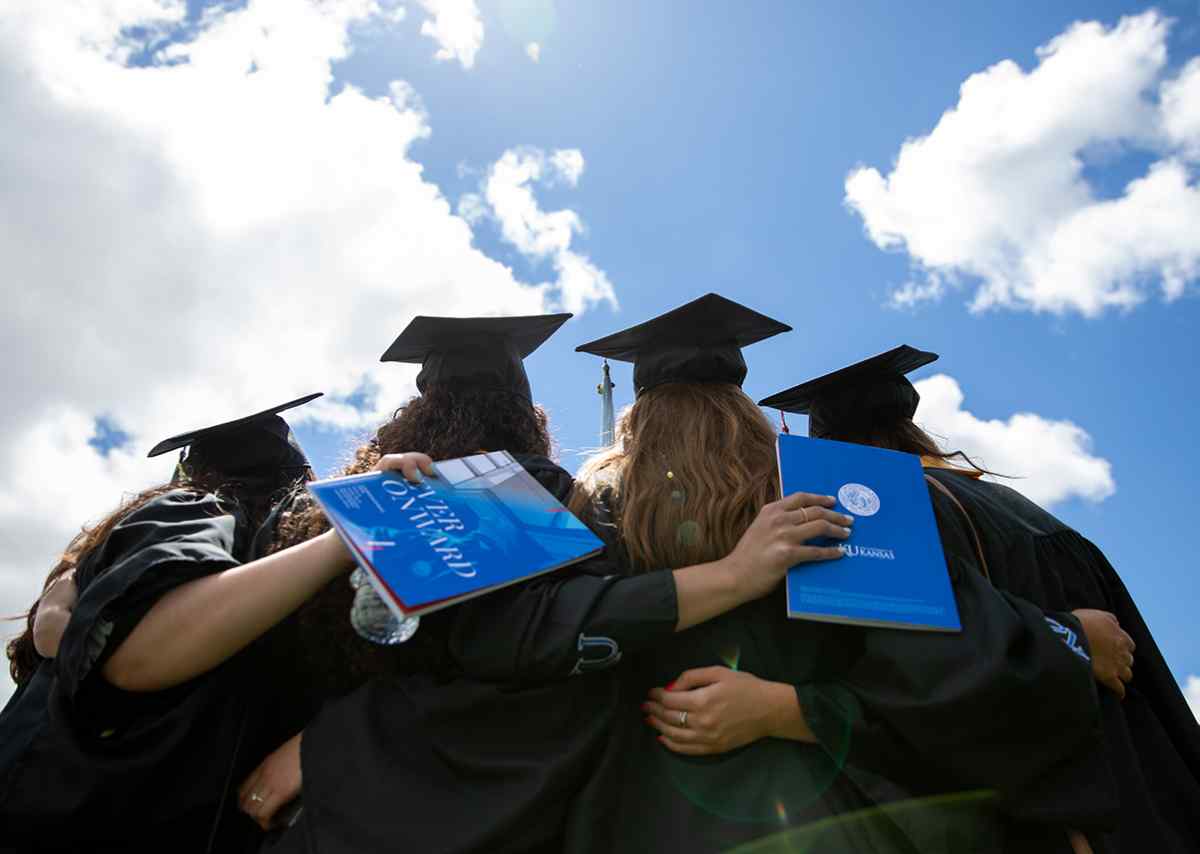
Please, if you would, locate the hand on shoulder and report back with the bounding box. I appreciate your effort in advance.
[374,452,435,482]
[720,492,852,601]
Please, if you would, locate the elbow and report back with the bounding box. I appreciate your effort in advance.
[101,648,172,693]
[31,608,69,658]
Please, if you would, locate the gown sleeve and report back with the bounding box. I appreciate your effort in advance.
[1050,530,1200,850]
[443,470,679,681]
[54,489,243,700]
[445,559,678,681]
[795,485,1118,831]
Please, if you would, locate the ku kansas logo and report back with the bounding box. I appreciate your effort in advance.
[838,483,881,517]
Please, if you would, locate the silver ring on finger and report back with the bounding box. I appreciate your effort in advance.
[679,710,688,728]
[249,792,265,806]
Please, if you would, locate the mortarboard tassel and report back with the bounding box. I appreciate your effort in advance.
[598,359,615,447]
[778,410,790,435]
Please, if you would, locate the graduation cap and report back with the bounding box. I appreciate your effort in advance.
[380,313,572,402]
[758,345,938,439]
[575,293,791,395]
[147,393,322,477]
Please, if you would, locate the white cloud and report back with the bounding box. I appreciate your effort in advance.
[469,147,617,314]
[456,191,488,224]
[1186,676,1200,722]
[550,148,585,186]
[525,41,540,63]
[845,12,1200,316]
[914,374,1115,507]
[417,0,484,69]
[0,0,607,701]
[380,0,407,24]
[1162,58,1200,161]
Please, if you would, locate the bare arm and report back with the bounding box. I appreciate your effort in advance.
[101,455,438,693]
[670,562,745,633]
[103,528,353,692]
[32,570,77,658]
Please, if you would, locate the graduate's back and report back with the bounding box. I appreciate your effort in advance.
[926,467,1200,853]
[760,342,1199,852]
[565,341,1114,852]
[561,381,930,852]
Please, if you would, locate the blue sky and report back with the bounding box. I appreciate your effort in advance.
[294,0,1200,683]
[0,0,1196,707]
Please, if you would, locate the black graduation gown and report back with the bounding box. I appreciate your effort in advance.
[0,490,295,853]
[429,485,1113,853]
[270,454,679,854]
[917,469,1200,853]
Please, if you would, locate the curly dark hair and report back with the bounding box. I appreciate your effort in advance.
[379,386,553,462]
[269,386,555,694]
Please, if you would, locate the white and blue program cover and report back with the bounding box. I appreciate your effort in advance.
[308,451,603,618]
[777,434,961,632]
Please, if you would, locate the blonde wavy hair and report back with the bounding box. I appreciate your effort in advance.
[569,383,779,572]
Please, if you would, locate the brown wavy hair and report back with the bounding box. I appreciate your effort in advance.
[824,418,996,476]
[268,386,554,692]
[3,462,276,686]
[569,383,778,572]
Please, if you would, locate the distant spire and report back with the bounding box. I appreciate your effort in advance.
[598,360,615,447]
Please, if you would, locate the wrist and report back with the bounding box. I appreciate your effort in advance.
[316,529,356,575]
[711,555,751,604]
[760,679,789,738]
[761,680,809,741]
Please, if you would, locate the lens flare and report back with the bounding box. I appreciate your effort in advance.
[660,670,856,825]
[677,520,700,546]
[719,790,1000,853]
[498,0,556,55]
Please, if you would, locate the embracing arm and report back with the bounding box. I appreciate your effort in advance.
[796,574,1114,819]
[643,666,816,755]
[646,598,1131,777]
[101,455,438,693]
[446,485,852,681]
[103,529,354,692]
[32,570,77,659]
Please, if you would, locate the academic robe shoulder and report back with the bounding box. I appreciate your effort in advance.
[0,489,267,852]
[56,489,245,700]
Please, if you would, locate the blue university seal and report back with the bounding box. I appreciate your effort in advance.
[838,483,881,517]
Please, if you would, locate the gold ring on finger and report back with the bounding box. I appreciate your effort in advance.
[249,792,265,806]
[800,507,809,523]
[679,710,688,728]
